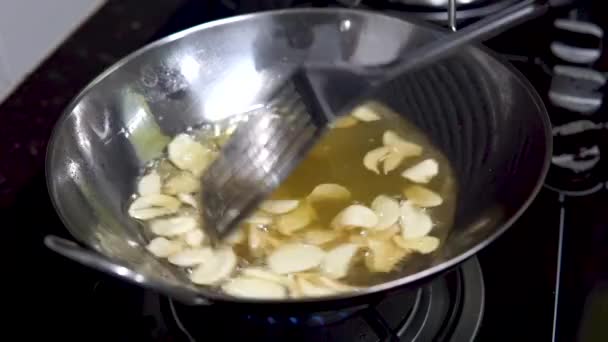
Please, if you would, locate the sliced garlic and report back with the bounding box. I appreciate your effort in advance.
[383,152,406,174]
[364,238,408,273]
[146,237,182,258]
[129,208,174,221]
[351,105,381,122]
[316,276,359,292]
[267,243,325,274]
[248,225,267,257]
[348,234,368,246]
[163,172,200,195]
[408,236,441,254]
[382,130,402,146]
[190,247,237,285]
[383,131,423,157]
[168,247,213,267]
[168,134,215,176]
[222,277,287,299]
[401,159,439,184]
[244,211,273,226]
[399,201,433,239]
[282,275,301,298]
[225,228,245,245]
[321,243,360,279]
[241,267,291,286]
[371,195,401,230]
[275,203,314,235]
[265,235,283,249]
[260,199,300,215]
[393,235,440,254]
[137,171,161,196]
[363,146,391,174]
[331,204,379,230]
[149,216,197,236]
[368,224,401,241]
[177,193,198,208]
[296,277,336,297]
[128,194,181,220]
[403,185,443,207]
[302,228,340,245]
[183,229,205,247]
[308,184,351,202]
[332,115,358,128]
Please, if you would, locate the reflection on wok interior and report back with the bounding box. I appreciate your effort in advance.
[45,9,550,305]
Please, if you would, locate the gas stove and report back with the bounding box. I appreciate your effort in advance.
[3,0,606,341]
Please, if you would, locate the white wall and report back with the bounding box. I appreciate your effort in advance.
[0,0,105,102]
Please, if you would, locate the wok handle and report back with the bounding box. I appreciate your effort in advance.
[44,235,211,306]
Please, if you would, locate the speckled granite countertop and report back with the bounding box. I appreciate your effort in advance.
[0,0,190,207]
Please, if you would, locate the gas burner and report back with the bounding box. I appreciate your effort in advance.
[162,258,484,341]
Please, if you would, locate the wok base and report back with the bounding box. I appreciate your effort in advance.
[163,258,484,341]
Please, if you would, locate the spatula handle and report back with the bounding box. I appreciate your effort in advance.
[384,0,549,77]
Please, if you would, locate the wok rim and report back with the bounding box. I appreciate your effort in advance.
[45,8,552,305]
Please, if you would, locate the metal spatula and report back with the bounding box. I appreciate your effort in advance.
[200,0,549,242]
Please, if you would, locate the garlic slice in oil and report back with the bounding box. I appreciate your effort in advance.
[260,200,300,215]
[393,235,440,254]
[331,115,358,128]
[267,243,325,274]
[321,243,360,279]
[275,204,315,235]
[331,204,379,230]
[382,152,406,174]
[248,225,267,257]
[128,194,181,220]
[149,216,197,236]
[403,185,443,207]
[222,277,287,299]
[168,247,213,267]
[364,238,408,273]
[351,105,381,122]
[302,228,340,245]
[241,267,291,286]
[244,211,273,226]
[382,131,423,157]
[225,228,245,245]
[183,229,205,247]
[137,171,161,196]
[367,224,400,241]
[363,146,391,174]
[399,201,433,239]
[401,159,439,184]
[168,134,215,176]
[190,247,237,285]
[308,184,351,202]
[177,193,198,208]
[371,195,401,230]
[163,172,200,195]
[296,277,337,297]
[146,237,182,258]
[316,276,360,292]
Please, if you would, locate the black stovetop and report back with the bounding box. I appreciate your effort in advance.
[3,1,607,341]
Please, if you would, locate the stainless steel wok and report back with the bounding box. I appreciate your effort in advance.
[45,8,551,308]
